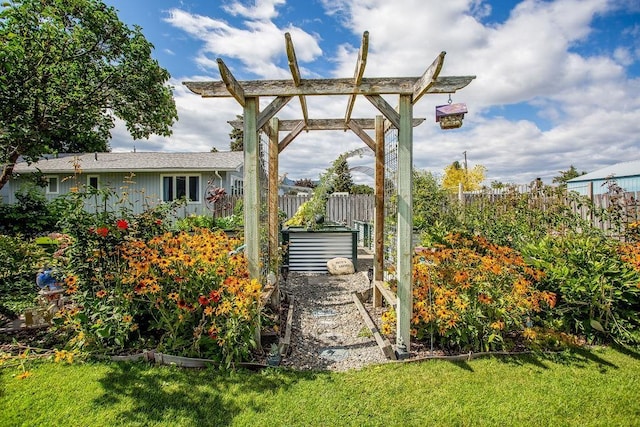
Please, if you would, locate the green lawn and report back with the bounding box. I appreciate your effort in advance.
[1,347,639,426]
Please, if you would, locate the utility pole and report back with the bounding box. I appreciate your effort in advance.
[462,150,468,171]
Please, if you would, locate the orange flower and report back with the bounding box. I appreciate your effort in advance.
[16,371,32,380]
[96,290,107,298]
[122,314,133,323]
[478,293,492,304]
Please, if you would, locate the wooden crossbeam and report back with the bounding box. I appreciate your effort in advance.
[216,58,245,107]
[346,120,375,150]
[257,96,292,130]
[285,32,309,127]
[365,95,400,129]
[345,31,369,125]
[229,118,425,131]
[278,120,305,152]
[184,75,474,98]
[412,51,446,104]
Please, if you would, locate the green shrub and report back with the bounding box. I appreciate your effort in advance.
[0,235,47,316]
[523,234,640,345]
[0,185,63,237]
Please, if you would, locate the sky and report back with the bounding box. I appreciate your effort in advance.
[102,0,640,185]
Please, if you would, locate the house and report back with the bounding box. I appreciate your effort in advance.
[567,159,640,196]
[1,151,244,217]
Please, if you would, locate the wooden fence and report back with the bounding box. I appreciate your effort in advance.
[211,194,375,228]
[212,189,640,237]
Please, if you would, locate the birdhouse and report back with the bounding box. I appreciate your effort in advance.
[435,103,468,129]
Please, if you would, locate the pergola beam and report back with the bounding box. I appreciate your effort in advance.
[412,51,446,104]
[278,120,306,153]
[365,94,401,129]
[345,31,369,125]
[229,117,425,131]
[285,33,310,128]
[257,96,292,130]
[216,58,245,107]
[346,120,375,150]
[184,76,475,98]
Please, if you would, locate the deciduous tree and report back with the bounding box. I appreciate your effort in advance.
[0,0,178,190]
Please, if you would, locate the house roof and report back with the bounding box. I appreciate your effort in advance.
[13,152,244,174]
[568,159,640,183]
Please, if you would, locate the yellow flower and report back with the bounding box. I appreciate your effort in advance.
[16,371,32,380]
[122,314,133,323]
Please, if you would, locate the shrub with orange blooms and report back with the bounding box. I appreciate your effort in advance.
[57,228,261,366]
[383,233,555,352]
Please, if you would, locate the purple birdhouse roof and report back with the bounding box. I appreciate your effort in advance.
[436,103,468,121]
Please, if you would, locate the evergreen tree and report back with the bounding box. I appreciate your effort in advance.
[332,155,353,193]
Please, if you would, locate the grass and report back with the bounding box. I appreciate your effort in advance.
[1,347,640,426]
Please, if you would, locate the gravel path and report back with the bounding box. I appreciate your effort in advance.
[279,250,391,371]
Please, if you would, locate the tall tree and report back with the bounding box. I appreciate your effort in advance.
[332,155,353,193]
[442,161,486,192]
[0,0,177,190]
[229,115,243,151]
[552,165,586,187]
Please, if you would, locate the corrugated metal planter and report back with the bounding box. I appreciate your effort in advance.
[282,226,358,273]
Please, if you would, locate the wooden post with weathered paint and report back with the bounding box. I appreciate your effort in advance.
[268,117,280,268]
[243,97,261,281]
[396,95,413,352]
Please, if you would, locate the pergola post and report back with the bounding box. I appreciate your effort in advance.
[268,117,280,270]
[396,94,413,352]
[243,96,261,281]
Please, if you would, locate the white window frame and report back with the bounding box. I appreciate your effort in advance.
[161,174,201,204]
[45,176,59,194]
[87,175,100,190]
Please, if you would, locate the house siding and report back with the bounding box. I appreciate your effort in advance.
[1,170,243,217]
[567,176,640,196]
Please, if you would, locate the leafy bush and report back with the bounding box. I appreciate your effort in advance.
[0,235,47,316]
[383,233,555,352]
[523,234,640,345]
[0,185,64,236]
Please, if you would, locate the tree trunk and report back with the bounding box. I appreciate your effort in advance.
[0,149,21,191]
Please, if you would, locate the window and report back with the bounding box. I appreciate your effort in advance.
[87,175,99,190]
[162,175,200,202]
[46,176,59,194]
[44,176,60,194]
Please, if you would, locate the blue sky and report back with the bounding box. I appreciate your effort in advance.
[103,0,640,185]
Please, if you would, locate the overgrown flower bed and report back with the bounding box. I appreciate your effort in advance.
[55,226,260,366]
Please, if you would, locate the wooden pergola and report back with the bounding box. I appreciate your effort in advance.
[184,31,474,353]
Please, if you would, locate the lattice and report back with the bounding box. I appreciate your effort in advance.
[384,128,399,270]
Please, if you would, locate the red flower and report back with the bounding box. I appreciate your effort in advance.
[155,219,163,225]
[96,227,109,237]
[209,290,221,303]
[116,219,129,230]
[198,295,209,306]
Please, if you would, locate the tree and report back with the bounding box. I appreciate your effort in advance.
[293,178,316,188]
[552,165,586,187]
[0,0,177,190]
[351,184,373,195]
[442,161,486,192]
[229,115,243,151]
[332,155,353,193]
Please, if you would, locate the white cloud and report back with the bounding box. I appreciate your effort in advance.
[146,0,640,186]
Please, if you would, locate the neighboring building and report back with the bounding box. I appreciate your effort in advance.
[1,151,244,217]
[567,159,640,196]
